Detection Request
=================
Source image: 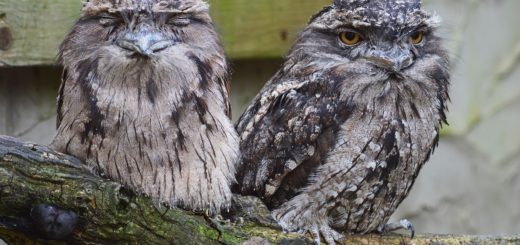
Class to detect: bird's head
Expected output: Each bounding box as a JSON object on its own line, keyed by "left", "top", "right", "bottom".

{"left": 288, "top": 0, "right": 448, "bottom": 77}
{"left": 59, "top": 0, "right": 226, "bottom": 77}
{"left": 284, "top": 0, "right": 449, "bottom": 107}
{"left": 59, "top": 0, "right": 228, "bottom": 103}
{"left": 84, "top": 0, "right": 212, "bottom": 58}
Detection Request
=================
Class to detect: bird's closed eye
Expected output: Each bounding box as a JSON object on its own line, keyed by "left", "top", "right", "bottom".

{"left": 167, "top": 15, "right": 191, "bottom": 26}
{"left": 98, "top": 14, "right": 122, "bottom": 26}
{"left": 339, "top": 31, "right": 363, "bottom": 46}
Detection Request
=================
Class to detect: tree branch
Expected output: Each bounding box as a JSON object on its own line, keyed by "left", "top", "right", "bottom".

{"left": 0, "top": 135, "right": 518, "bottom": 244}
{"left": 0, "top": 135, "right": 305, "bottom": 244}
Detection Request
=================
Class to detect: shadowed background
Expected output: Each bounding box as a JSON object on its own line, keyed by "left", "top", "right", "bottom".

{"left": 0, "top": 0, "right": 519, "bottom": 236}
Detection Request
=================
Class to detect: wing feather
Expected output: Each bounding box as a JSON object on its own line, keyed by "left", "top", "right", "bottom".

{"left": 235, "top": 79, "right": 354, "bottom": 208}
{"left": 56, "top": 69, "right": 69, "bottom": 128}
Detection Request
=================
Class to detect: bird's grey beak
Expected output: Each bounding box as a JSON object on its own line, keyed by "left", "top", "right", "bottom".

{"left": 117, "top": 32, "right": 174, "bottom": 57}
{"left": 366, "top": 47, "right": 414, "bottom": 73}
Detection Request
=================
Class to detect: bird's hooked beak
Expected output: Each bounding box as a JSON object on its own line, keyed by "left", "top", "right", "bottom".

{"left": 117, "top": 31, "right": 174, "bottom": 57}
{"left": 365, "top": 46, "right": 414, "bottom": 73}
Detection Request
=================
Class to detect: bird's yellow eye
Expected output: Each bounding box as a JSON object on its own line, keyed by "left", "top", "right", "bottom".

{"left": 339, "top": 31, "right": 362, "bottom": 46}
{"left": 410, "top": 31, "right": 424, "bottom": 45}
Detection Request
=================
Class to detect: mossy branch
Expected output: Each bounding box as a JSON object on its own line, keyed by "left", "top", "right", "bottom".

{"left": 0, "top": 135, "right": 305, "bottom": 244}
{"left": 0, "top": 135, "right": 518, "bottom": 244}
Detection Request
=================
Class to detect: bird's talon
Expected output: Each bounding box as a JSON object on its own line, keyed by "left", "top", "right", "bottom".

{"left": 310, "top": 227, "right": 321, "bottom": 245}
{"left": 379, "top": 219, "right": 416, "bottom": 238}
{"left": 302, "top": 225, "right": 343, "bottom": 245}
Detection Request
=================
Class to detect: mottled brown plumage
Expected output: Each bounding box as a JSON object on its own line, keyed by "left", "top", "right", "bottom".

{"left": 51, "top": 0, "right": 239, "bottom": 214}
{"left": 234, "top": 0, "right": 450, "bottom": 243}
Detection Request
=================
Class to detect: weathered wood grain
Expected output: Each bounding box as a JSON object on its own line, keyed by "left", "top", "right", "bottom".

{"left": 0, "top": 0, "right": 331, "bottom": 66}
{"left": 211, "top": 0, "right": 330, "bottom": 59}
{"left": 0, "top": 0, "right": 81, "bottom": 66}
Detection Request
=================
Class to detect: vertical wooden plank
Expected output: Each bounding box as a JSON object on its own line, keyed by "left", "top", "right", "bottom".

{"left": 0, "top": 67, "right": 59, "bottom": 144}
{"left": 0, "top": 0, "right": 81, "bottom": 65}
{"left": 211, "top": 0, "right": 331, "bottom": 58}
{"left": 0, "top": 69, "right": 7, "bottom": 134}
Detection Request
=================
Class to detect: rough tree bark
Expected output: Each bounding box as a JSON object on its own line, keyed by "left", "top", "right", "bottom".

{"left": 0, "top": 135, "right": 518, "bottom": 244}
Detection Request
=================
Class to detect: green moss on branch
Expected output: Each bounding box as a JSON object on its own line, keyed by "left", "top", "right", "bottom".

{"left": 1, "top": 135, "right": 519, "bottom": 244}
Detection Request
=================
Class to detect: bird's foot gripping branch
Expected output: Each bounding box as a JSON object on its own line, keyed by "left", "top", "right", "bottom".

{"left": 1, "top": 135, "right": 520, "bottom": 245}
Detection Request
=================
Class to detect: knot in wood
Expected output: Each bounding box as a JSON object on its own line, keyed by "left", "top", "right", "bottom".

{"left": 0, "top": 22, "right": 13, "bottom": 51}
